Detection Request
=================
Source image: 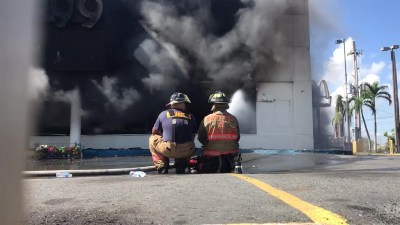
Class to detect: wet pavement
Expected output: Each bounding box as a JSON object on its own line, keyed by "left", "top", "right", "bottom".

{"left": 24, "top": 149, "right": 384, "bottom": 173}
{"left": 24, "top": 149, "right": 307, "bottom": 171}
{"left": 24, "top": 149, "right": 346, "bottom": 174}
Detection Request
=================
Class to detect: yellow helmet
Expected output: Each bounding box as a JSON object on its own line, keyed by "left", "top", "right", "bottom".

{"left": 208, "top": 91, "right": 231, "bottom": 103}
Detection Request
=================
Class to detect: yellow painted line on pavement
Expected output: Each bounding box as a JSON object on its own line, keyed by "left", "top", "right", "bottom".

{"left": 206, "top": 223, "right": 318, "bottom": 225}
{"left": 231, "top": 174, "right": 348, "bottom": 225}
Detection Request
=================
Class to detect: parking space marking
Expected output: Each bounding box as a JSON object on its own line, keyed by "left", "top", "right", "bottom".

{"left": 231, "top": 174, "right": 348, "bottom": 225}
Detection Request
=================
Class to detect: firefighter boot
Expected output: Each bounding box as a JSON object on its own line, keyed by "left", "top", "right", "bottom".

{"left": 157, "top": 167, "right": 169, "bottom": 174}
{"left": 234, "top": 153, "right": 242, "bottom": 174}
{"left": 174, "top": 158, "right": 187, "bottom": 174}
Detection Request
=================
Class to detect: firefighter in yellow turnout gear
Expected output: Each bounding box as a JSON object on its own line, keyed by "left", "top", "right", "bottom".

{"left": 195, "top": 91, "right": 241, "bottom": 173}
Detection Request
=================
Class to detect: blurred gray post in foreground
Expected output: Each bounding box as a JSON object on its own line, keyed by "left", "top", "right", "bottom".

{"left": 0, "top": 0, "right": 38, "bottom": 224}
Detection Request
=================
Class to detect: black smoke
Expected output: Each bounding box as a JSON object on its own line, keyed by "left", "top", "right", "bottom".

{"left": 36, "top": 0, "right": 300, "bottom": 135}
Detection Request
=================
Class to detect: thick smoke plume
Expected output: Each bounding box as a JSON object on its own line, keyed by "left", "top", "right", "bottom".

{"left": 28, "top": 67, "right": 49, "bottom": 101}
{"left": 37, "top": 0, "right": 307, "bottom": 134}
{"left": 139, "top": 0, "right": 292, "bottom": 89}
{"left": 134, "top": 39, "right": 185, "bottom": 93}
{"left": 92, "top": 76, "right": 140, "bottom": 113}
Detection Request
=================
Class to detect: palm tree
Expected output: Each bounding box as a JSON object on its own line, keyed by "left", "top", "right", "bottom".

{"left": 332, "top": 95, "right": 345, "bottom": 138}
{"left": 350, "top": 92, "right": 372, "bottom": 151}
{"left": 363, "top": 82, "right": 392, "bottom": 151}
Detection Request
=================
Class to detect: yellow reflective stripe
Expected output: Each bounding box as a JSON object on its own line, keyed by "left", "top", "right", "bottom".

{"left": 167, "top": 111, "right": 191, "bottom": 119}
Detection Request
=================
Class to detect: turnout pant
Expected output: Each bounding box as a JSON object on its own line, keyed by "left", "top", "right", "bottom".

{"left": 195, "top": 154, "right": 235, "bottom": 173}
{"left": 149, "top": 134, "right": 195, "bottom": 170}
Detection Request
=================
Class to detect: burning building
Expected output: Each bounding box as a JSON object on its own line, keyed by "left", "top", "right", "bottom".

{"left": 30, "top": 0, "right": 314, "bottom": 150}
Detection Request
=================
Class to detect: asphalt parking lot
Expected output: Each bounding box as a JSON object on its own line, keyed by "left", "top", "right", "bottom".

{"left": 23, "top": 153, "right": 400, "bottom": 225}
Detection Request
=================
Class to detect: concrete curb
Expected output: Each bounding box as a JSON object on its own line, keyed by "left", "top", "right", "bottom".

{"left": 23, "top": 165, "right": 157, "bottom": 178}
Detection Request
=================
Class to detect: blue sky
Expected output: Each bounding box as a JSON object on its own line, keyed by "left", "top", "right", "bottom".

{"left": 310, "top": 0, "right": 400, "bottom": 145}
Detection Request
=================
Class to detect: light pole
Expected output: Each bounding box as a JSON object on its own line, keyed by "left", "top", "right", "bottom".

{"left": 336, "top": 39, "right": 352, "bottom": 151}
{"left": 382, "top": 45, "right": 400, "bottom": 153}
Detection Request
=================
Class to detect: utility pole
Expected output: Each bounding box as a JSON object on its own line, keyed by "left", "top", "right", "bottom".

{"left": 336, "top": 39, "right": 351, "bottom": 151}
{"left": 348, "top": 40, "right": 361, "bottom": 141}
{"left": 391, "top": 49, "right": 400, "bottom": 153}
{"left": 382, "top": 45, "right": 400, "bottom": 153}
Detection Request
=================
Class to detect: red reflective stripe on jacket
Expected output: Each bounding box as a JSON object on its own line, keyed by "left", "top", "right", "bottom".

{"left": 208, "top": 133, "right": 238, "bottom": 140}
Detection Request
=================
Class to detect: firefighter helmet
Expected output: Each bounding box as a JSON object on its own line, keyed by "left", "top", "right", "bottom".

{"left": 166, "top": 92, "right": 191, "bottom": 106}
{"left": 208, "top": 91, "right": 231, "bottom": 103}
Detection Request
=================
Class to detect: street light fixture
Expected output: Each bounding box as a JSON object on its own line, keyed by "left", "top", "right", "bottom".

{"left": 336, "top": 38, "right": 352, "bottom": 152}
{"left": 382, "top": 45, "right": 400, "bottom": 153}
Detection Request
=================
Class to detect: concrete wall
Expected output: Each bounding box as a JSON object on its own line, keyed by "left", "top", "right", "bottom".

{"left": 251, "top": 0, "right": 314, "bottom": 149}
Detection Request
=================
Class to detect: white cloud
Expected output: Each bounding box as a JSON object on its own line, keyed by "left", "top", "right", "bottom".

{"left": 364, "top": 61, "right": 385, "bottom": 75}
{"left": 320, "top": 38, "right": 387, "bottom": 91}
{"left": 331, "top": 85, "right": 346, "bottom": 100}
{"left": 321, "top": 38, "right": 354, "bottom": 89}
{"left": 362, "top": 74, "right": 380, "bottom": 84}
{"left": 360, "top": 61, "right": 385, "bottom": 84}
{"left": 323, "top": 39, "right": 390, "bottom": 105}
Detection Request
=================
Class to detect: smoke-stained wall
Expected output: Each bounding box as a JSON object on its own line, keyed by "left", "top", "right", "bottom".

{"left": 37, "top": 0, "right": 256, "bottom": 135}
{"left": 33, "top": 0, "right": 314, "bottom": 149}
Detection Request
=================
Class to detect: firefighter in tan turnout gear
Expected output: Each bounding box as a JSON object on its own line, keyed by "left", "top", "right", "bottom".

{"left": 149, "top": 92, "right": 197, "bottom": 174}
{"left": 195, "top": 91, "right": 241, "bottom": 173}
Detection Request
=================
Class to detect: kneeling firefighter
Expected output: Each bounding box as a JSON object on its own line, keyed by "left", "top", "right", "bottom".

{"left": 149, "top": 92, "right": 197, "bottom": 174}
{"left": 194, "top": 91, "right": 241, "bottom": 173}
